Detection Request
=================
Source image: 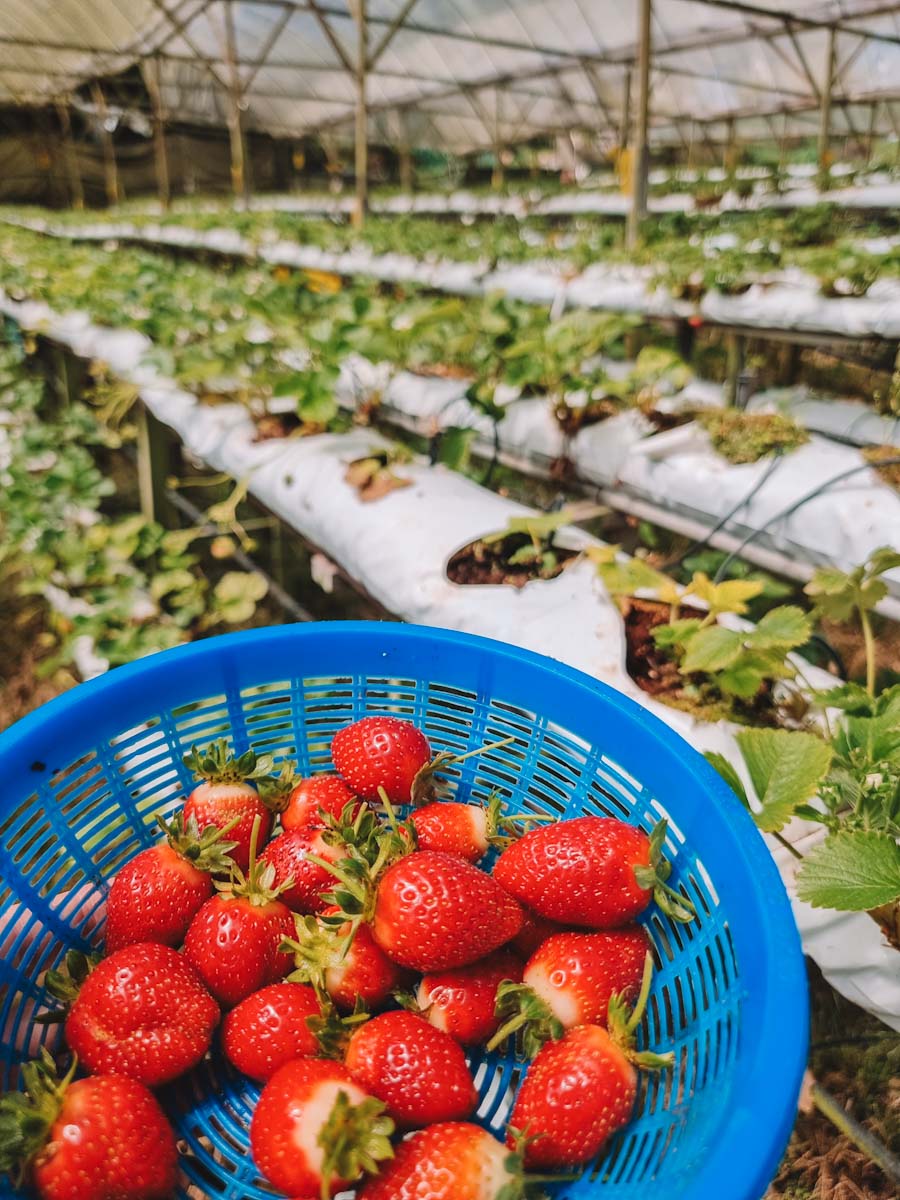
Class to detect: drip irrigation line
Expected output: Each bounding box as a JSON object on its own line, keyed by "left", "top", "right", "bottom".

{"left": 811, "top": 1082, "right": 900, "bottom": 1188}
{"left": 712, "top": 456, "right": 900, "bottom": 584}
{"left": 670, "top": 447, "right": 786, "bottom": 568}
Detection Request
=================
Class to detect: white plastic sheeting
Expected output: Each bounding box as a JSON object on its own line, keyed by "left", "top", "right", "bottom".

{"left": 4, "top": 1, "right": 900, "bottom": 154}
{"left": 2, "top": 284, "right": 897, "bottom": 1028}
{"left": 10, "top": 214, "right": 900, "bottom": 341}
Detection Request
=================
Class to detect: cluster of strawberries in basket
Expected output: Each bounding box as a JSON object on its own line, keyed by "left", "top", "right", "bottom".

{"left": 0, "top": 716, "right": 692, "bottom": 1200}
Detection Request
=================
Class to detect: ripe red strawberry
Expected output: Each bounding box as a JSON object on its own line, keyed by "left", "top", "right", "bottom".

{"left": 412, "top": 795, "right": 550, "bottom": 864}
{"left": 489, "top": 927, "right": 650, "bottom": 1055}
{"left": 287, "top": 908, "right": 411, "bottom": 1012}
{"left": 508, "top": 907, "right": 570, "bottom": 959}
{"left": 0, "top": 1053, "right": 177, "bottom": 1200}
{"left": 345, "top": 1010, "right": 477, "bottom": 1127}
{"left": 415, "top": 949, "right": 523, "bottom": 1045}
{"left": 221, "top": 981, "right": 322, "bottom": 1082}
{"left": 104, "top": 812, "right": 236, "bottom": 953}
{"left": 184, "top": 818, "right": 295, "bottom": 1008}
{"left": 372, "top": 850, "right": 524, "bottom": 971}
{"left": 508, "top": 954, "right": 672, "bottom": 1168}
{"left": 258, "top": 826, "right": 348, "bottom": 914}
{"left": 358, "top": 1122, "right": 524, "bottom": 1200}
{"left": 63, "top": 942, "right": 218, "bottom": 1086}
{"left": 282, "top": 774, "right": 361, "bottom": 832}
{"left": 250, "top": 1057, "right": 393, "bottom": 1198}
{"left": 493, "top": 816, "right": 693, "bottom": 927}
{"left": 331, "top": 715, "right": 431, "bottom": 803}
{"left": 183, "top": 739, "right": 276, "bottom": 872}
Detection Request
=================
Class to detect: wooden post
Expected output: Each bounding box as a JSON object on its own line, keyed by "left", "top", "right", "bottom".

{"left": 619, "top": 67, "right": 632, "bottom": 150}
{"left": 145, "top": 58, "right": 171, "bottom": 209}
{"left": 626, "top": 0, "right": 651, "bottom": 250}
{"left": 817, "top": 25, "right": 836, "bottom": 190}
{"left": 55, "top": 99, "right": 83, "bottom": 209}
{"left": 90, "top": 81, "right": 120, "bottom": 206}
{"left": 137, "top": 404, "right": 176, "bottom": 526}
{"left": 224, "top": 0, "right": 248, "bottom": 199}
{"left": 352, "top": 0, "right": 368, "bottom": 227}
{"left": 866, "top": 100, "right": 878, "bottom": 164}
{"left": 724, "top": 332, "right": 745, "bottom": 408}
{"left": 724, "top": 115, "right": 737, "bottom": 179}
{"left": 398, "top": 141, "right": 413, "bottom": 191}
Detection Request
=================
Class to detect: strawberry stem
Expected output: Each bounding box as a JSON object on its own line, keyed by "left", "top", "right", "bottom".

{"left": 487, "top": 981, "right": 563, "bottom": 1057}
{"left": 217, "top": 813, "right": 294, "bottom": 905}
{"left": 411, "top": 734, "right": 517, "bottom": 804}
{"left": 632, "top": 820, "right": 696, "bottom": 924}
{"left": 184, "top": 739, "right": 275, "bottom": 785}
{"left": 607, "top": 952, "right": 674, "bottom": 1071}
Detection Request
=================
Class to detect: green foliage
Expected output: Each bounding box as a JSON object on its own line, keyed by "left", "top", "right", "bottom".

{"left": 729, "top": 728, "right": 833, "bottom": 832}
{"left": 796, "top": 832, "right": 900, "bottom": 911}
{"left": 0, "top": 343, "right": 267, "bottom": 676}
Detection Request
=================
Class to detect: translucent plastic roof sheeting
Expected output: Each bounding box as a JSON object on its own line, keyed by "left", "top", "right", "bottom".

{"left": 1, "top": 1, "right": 900, "bottom": 151}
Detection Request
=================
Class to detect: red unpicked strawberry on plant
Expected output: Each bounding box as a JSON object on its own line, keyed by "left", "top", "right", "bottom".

{"left": 488, "top": 927, "right": 650, "bottom": 1056}
{"left": 60, "top": 942, "right": 219, "bottom": 1087}
{"left": 345, "top": 1010, "right": 477, "bottom": 1128}
{"left": 0, "top": 1052, "right": 178, "bottom": 1200}
{"left": 184, "top": 817, "right": 295, "bottom": 1008}
{"left": 221, "top": 981, "right": 323, "bottom": 1082}
{"left": 508, "top": 952, "right": 673, "bottom": 1168}
{"left": 282, "top": 774, "right": 362, "bottom": 832}
{"left": 104, "top": 812, "right": 237, "bottom": 954}
{"left": 250, "top": 1057, "right": 393, "bottom": 1198}
{"left": 183, "top": 739, "right": 278, "bottom": 872}
{"left": 412, "top": 948, "right": 523, "bottom": 1046}
{"left": 357, "top": 1122, "right": 529, "bottom": 1200}
{"left": 493, "top": 816, "right": 694, "bottom": 927}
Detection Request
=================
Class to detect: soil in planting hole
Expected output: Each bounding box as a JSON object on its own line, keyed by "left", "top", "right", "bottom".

{"left": 446, "top": 534, "right": 579, "bottom": 588}
{"left": 0, "top": 596, "right": 72, "bottom": 733}
{"left": 622, "top": 595, "right": 777, "bottom": 723}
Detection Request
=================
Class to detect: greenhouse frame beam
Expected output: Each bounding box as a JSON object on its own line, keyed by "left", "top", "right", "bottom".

{"left": 690, "top": 0, "right": 900, "bottom": 47}
{"left": 305, "top": 0, "right": 354, "bottom": 73}
{"left": 55, "top": 97, "right": 83, "bottom": 209}
{"left": 145, "top": 57, "right": 171, "bottom": 208}
{"left": 242, "top": 4, "right": 294, "bottom": 92}
{"left": 819, "top": 24, "right": 836, "bottom": 179}
{"left": 145, "top": 0, "right": 214, "bottom": 59}
{"left": 627, "top": 0, "right": 652, "bottom": 250}
{"left": 367, "top": 0, "right": 421, "bottom": 70}
{"left": 146, "top": 0, "right": 232, "bottom": 91}
{"left": 352, "top": 0, "right": 368, "bottom": 226}
{"left": 223, "top": 0, "right": 248, "bottom": 197}
{"left": 90, "top": 80, "right": 120, "bottom": 205}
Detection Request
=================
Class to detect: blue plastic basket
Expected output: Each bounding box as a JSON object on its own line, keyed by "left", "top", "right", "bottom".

{"left": 0, "top": 622, "right": 806, "bottom": 1200}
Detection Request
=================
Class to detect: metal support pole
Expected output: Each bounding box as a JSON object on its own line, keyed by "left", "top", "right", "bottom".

{"left": 817, "top": 25, "right": 836, "bottom": 189}
{"left": 145, "top": 58, "right": 171, "bottom": 209}
{"left": 90, "top": 81, "right": 120, "bottom": 207}
{"left": 352, "top": 0, "right": 368, "bottom": 228}
{"left": 398, "top": 141, "right": 413, "bottom": 191}
{"left": 866, "top": 100, "right": 878, "bottom": 163}
{"left": 724, "top": 115, "right": 737, "bottom": 178}
{"left": 224, "top": 1, "right": 248, "bottom": 199}
{"left": 55, "top": 99, "right": 83, "bottom": 209}
{"left": 627, "top": 0, "right": 651, "bottom": 250}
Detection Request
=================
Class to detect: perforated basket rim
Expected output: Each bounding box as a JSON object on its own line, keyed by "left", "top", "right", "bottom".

{"left": 0, "top": 622, "right": 807, "bottom": 1200}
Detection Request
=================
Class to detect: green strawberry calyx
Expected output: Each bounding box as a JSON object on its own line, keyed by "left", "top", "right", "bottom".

{"left": 607, "top": 952, "right": 675, "bottom": 1071}
{"left": 214, "top": 815, "right": 293, "bottom": 907}
{"left": 0, "top": 1050, "right": 77, "bottom": 1186}
{"left": 410, "top": 734, "right": 517, "bottom": 805}
{"left": 157, "top": 811, "right": 239, "bottom": 875}
{"left": 317, "top": 1088, "right": 394, "bottom": 1200}
{"left": 303, "top": 996, "right": 370, "bottom": 1060}
{"left": 486, "top": 981, "right": 564, "bottom": 1058}
{"left": 37, "top": 949, "right": 101, "bottom": 1024}
{"left": 498, "top": 1127, "right": 581, "bottom": 1197}
{"left": 183, "top": 739, "right": 275, "bottom": 787}
{"left": 632, "top": 820, "right": 696, "bottom": 924}
{"left": 305, "top": 793, "right": 417, "bottom": 941}
{"left": 484, "top": 792, "right": 555, "bottom": 850}
{"left": 255, "top": 762, "right": 299, "bottom": 814}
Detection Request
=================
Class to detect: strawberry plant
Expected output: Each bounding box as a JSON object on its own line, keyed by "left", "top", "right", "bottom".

{"left": 695, "top": 409, "right": 809, "bottom": 464}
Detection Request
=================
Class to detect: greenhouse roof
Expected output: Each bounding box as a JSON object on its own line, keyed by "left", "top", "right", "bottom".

{"left": 1, "top": 0, "right": 900, "bottom": 151}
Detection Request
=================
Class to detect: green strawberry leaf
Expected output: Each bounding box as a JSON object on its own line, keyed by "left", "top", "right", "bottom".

{"left": 735, "top": 728, "right": 833, "bottom": 832}
{"left": 748, "top": 605, "right": 811, "bottom": 651}
{"left": 796, "top": 832, "right": 900, "bottom": 911}
{"left": 681, "top": 625, "right": 744, "bottom": 674}
{"left": 704, "top": 752, "right": 749, "bottom": 808}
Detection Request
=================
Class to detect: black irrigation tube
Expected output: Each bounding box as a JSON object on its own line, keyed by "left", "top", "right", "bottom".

{"left": 713, "top": 457, "right": 900, "bottom": 584}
